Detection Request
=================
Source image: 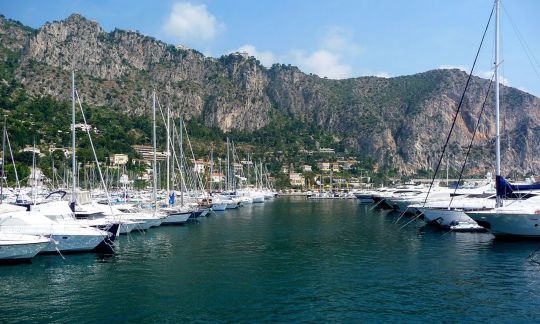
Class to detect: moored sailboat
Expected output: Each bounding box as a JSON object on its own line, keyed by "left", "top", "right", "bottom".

{"left": 464, "top": 0, "right": 540, "bottom": 238}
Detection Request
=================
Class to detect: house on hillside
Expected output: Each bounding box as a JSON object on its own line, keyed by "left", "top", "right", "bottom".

{"left": 132, "top": 145, "right": 167, "bottom": 162}
{"left": 317, "top": 162, "right": 330, "bottom": 171}
{"left": 20, "top": 146, "right": 45, "bottom": 157}
{"left": 319, "top": 148, "right": 335, "bottom": 154}
{"left": 211, "top": 172, "right": 225, "bottom": 183}
{"left": 289, "top": 173, "right": 305, "bottom": 187}
{"left": 110, "top": 153, "right": 128, "bottom": 166}
{"left": 193, "top": 160, "right": 206, "bottom": 174}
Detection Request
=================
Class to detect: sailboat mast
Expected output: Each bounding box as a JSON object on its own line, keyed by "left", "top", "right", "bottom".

{"left": 218, "top": 158, "right": 222, "bottom": 191}
{"left": 71, "top": 71, "right": 76, "bottom": 204}
{"left": 171, "top": 118, "right": 175, "bottom": 192}
{"left": 226, "top": 137, "right": 230, "bottom": 191}
{"left": 152, "top": 91, "right": 157, "bottom": 211}
{"left": 495, "top": 0, "right": 501, "bottom": 207}
{"left": 1, "top": 121, "right": 5, "bottom": 204}
{"left": 179, "top": 117, "right": 184, "bottom": 206}
{"left": 32, "top": 139, "right": 36, "bottom": 204}
{"left": 210, "top": 148, "right": 214, "bottom": 192}
{"left": 246, "top": 153, "right": 250, "bottom": 189}
{"left": 166, "top": 105, "right": 170, "bottom": 201}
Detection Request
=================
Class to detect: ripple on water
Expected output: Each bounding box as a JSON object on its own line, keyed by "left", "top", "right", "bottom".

{"left": 1, "top": 198, "right": 540, "bottom": 322}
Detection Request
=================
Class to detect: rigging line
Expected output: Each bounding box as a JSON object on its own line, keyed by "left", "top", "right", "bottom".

{"left": 501, "top": 4, "right": 540, "bottom": 83}
{"left": 528, "top": 245, "right": 540, "bottom": 267}
{"left": 155, "top": 96, "right": 186, "bottom": 194}
{"left": 155, "top": 98, "right": 188, "bottom": 193}
{"left": 5, "top": 132, "right": 20, "bottom": 190}
{"left": 75, "top": 90, "right": 115, "bottom": 220}
{"left": 421, "top": 2, "right": 495, "bottom": 207}
{"left": 448, "top": 75, "right": 494, "bottom": 209}
{"left": 169, "top": 122, "right": 189, "bottom": 197}
{"left": 182, "top": 119, "right": 206, "bottom": 194}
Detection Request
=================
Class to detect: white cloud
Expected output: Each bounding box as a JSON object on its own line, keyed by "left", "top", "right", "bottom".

{"left": 320, "top": 27, "right": 361, "bottom": 56}
{"left": 477, "top": 70, "right": 510, "bottom": 86}
{"left": 223, "top": 26, "right": 361, "bottom": 79}
{"left": 163, "top": 2, "right": 222, "bottom": 42}
{"left": 292, "top": 50, "right": 352, "bottom": 79}
{"left": 286, "top": 26, "right": 361, "bottom": 79}
{"left": 233, "top": 44, "right": 276, "bottom": 67}
{"left": 438, "top": 65, "right": 510, "bottom": 86}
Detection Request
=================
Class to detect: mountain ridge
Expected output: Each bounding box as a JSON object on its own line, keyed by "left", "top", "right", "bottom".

{"left": 1, "top": 13, "right": 539, "bottom": 176}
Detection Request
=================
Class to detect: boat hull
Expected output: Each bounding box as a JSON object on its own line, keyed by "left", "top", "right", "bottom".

{"left": 252, "top": 196, "right": 265, "bottom": 203}
{"left": 468, "top": 211, "right": 540, "bottom": 239}
{"left": 356, "top": 195, "right": 374, "bottom": 203}
{"left": 119, "top": 222, "right": 143, "bottom": 234}
{"left": 161, "top": 212, "right": 191, "bottom": 225}
{"left": 211, "top": 203, "right": 228, "bottom": 211}
{"left": 226, "top": 203, "right": 238, "bottom": 209}
{"left": 0, "top": 236, "right": 49, "bottom": 263}
{"left": 144, "top": 218, "right": 163, "bottom": 228}
{"left": 419, "top": 208, "right": 477, "bottom": 228}
{"left": 43, "top": 233, "right": 106, "bottom": 253}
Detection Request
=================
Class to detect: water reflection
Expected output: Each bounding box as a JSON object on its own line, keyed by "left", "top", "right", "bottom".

{"left": 1, "top": 198, "right": 540, "bottom": 322}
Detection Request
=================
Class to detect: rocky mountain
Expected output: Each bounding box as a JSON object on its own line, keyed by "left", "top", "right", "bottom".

{"left": 1, "top": 13, "right": 539, "bottom": 176}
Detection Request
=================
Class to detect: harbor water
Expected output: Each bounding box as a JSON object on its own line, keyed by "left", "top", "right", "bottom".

{"left": 1, "top": 197, "right": 540, "bottom": 322}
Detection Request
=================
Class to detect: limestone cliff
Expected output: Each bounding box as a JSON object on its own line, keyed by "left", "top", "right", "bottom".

{"left": 1, "top": 14, "right": 539, "bottom": 175}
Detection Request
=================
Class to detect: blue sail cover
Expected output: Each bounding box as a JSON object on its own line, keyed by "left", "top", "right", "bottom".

{"left": 496, "top": 175, "right": 540, "bottom": 197}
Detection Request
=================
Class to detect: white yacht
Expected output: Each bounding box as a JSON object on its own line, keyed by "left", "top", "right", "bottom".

{"left": 466, "top": 177, "right": 540, "bottom": 238}
{"left": 251, "top": 195, "right": 265, "bottom": 204}
{"left": 467, "top": 203, "right": 540, "bottom": 238}
{"left": 114, "top": 204, "right": 164, "bottom": 228}
{"left": 32, "top": 198, "right": 140, "bottom": 235}
{"left": 413, "top": 193, "right": 496, "bottom": 228}
{"left": 0, "top": 204, "right": 113, "bottom": 253}
{"left": 210, "top": 197, "right": 228, "bottom": 211}
{"left": 0, "top": 233, "right": 51, "bottom": 263}
{"left": 354, "top": 189, "right": 377, "bottom": 203}
{"left": 382, "top": 177, "right": 493, "bottom": 213}
{"left": 78, "top": 199, "right": 166, "bottom": 231}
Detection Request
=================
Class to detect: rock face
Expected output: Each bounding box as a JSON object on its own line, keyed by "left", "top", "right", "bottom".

{"left": 1, "top": 14, "right": 539, "bottom": 175}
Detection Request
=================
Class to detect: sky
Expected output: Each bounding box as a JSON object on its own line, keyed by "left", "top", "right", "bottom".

{"left": 2, "top": 0, "right": 540, "bottom": 96}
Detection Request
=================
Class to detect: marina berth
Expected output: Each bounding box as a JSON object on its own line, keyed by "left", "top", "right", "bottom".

{"left": 3, "top": 0, "right": 540, "bottom": 321}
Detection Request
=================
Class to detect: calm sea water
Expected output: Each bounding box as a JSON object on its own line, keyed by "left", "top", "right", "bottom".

{"left": 1, "top": 197, "right": 540, "bottom": 322}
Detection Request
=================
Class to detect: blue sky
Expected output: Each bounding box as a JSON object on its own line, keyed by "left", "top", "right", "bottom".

{"left": 2, "top": 0, "right": 540, "bottom": 96}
